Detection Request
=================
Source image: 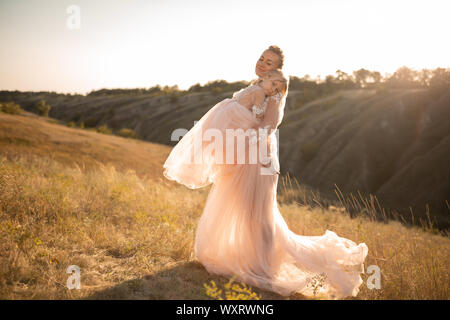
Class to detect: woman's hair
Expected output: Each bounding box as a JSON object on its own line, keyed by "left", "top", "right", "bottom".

{"left": 266, "top": 45, "right": 284, "bottom": 69}
{"left": 257, "top": 69, "right": 288, "bottom": 95}
{"left": 249, "top": 45, "right": 286, "bottom": 88}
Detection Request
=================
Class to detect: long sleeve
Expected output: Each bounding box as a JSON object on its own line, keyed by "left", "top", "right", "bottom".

{"left": 252, "top": 86, "right": 266, "bottom": 108}
{"left": 252, "top": 94, "right": 283, "bottom": 150}
{"left": 255, "top": 94, "right": 283, "bottom": 133}
{"left": 250, "top": 94, "right": 284, "bottom": 170}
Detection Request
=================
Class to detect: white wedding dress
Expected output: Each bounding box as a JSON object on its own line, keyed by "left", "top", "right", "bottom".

{"left": 163, "top": 84, "right": 369, "bottom": 299}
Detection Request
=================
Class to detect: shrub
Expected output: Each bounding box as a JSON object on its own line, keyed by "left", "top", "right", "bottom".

{"left": 96, "top": 124, "right": 112, "bottom": 135}
{"left": 36, "top": 100, "right": 51, "bottom": 117}
{"left": 1, "top": 101, "right": 22, "bottom": 115}
{"left": 117, "top": 128, "right": 137, "bottom": 139}
{"left": 67, "top": 121, "right": 76, "bottom": 128}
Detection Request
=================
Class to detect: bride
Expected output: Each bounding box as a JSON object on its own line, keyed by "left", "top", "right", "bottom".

{"left": 163, "top": 45, "right": 369, "bottom": 299}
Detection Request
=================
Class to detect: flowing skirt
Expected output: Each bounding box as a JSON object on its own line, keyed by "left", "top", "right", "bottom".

{"left": 163, "top": 98, "right": 369, "bottom": 299}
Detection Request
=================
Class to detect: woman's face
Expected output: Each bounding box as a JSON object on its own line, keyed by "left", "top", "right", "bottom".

{"left": 255, "top": 50, "right": 280, "bottom": 77}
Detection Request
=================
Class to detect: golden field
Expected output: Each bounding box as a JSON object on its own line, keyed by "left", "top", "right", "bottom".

{"left": 0, "top": 111, "right": 448, "bottom": 299}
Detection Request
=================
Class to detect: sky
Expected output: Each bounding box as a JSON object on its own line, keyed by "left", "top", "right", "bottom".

{"left": 0, "top": 0, "right": 449, "bottom": 95}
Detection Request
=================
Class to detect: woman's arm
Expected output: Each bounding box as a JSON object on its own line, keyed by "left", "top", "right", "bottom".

{"left": 250, "top": 87, "right": 266, "bottom": 120}
{"left": 252, "top": 86, "right": 266, "bottom": 108}
{"left": 251, "top": 94, "right": 283, "bottom": 167}
{"left": 253, "top": 94, "right": 282, "bottom": 132}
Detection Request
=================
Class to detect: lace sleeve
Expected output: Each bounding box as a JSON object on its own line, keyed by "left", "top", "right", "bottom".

{"left": 251, "top": 87, "right": 266, "bottom": 117}
{"left": 249, "top": 92, "right": 284, "bottom": 161}
{"left": 253, "top": 93, "right": 283, "bottom": 133}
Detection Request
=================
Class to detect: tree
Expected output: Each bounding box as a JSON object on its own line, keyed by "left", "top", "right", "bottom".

{"left": 371, "top": 71, "right": 382, "bottom": 84}
{"left": 335, "top": 70, "right": 356, "bottom": 89}
{"left": 429, "top": 67, "right": 450, "bottom": 97}
{"left": 386, "top": 66, "right": 420, "bottom": 89}
{"left": 353, "top": 68, "right": 372, "bottom": 88}
{"left": 36, "top": 100, "right": 51, "bottom": 117}
{"left": 419, "top": 68, "right": 432, "bottom": 87}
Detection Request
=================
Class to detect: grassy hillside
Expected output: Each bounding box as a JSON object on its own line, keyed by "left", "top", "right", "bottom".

{"left": 280, "top": 88, "right": 450, "bottom": 230}
{"left": 0, "top": 111, "right": 448, "bottom": 299}
{"left": 1, "top": 87, "right": 448, "bottom": 231}
{"left": 0, "top": 110, "right": 169, "bottom": 183}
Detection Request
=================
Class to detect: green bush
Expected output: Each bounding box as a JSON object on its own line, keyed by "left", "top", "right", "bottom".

{"left": 79, "top": 121, "right": 85, "bottom": 129}
{"left": 67, "top": 121, "right": 76, "bottom": 128}
{"left": 36, "top": 100, "right": 51, "bottom": 117}
{"left": 117, "top": 128, "right": 137, "bottom": 139}
{"left": 96, "top": 124, "right": 112, "bottom": 135}
{"left": 1, "top": 102, "right": 22, "bottom": 115}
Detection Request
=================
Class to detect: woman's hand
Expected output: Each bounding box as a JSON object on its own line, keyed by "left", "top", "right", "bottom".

{"left": 261, "top": 161, "right": 271, "bottom": 168}
{"left": 260, "top": 161, "right": 280, "bottom": 175}
{"left": 261, "top": 161, "right": 280, "bottom": 174}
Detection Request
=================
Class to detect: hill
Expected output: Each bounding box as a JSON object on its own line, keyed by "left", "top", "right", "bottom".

{"left": 1, "top": 87, "right": 448, "bottom": 230}
{"left": 0, "top": 110, "right": 448, "bottom": 299}
{"left": 0, "top": 109, "right": 170, "bottom": 183}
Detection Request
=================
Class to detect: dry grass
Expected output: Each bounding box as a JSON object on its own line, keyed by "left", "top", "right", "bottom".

{"left": 277, "top": 174, "right": 450, "bottom": 299}
{"left": 0, "top": 153, "right": 209, "bottom": 299}
{"left": 0, "top": 153, "right": 448, "bottom": 300}
{"left": 0, "top": 111, "right": 170, "bottom": 183}
{"left": 0, "top": 112, "right": 449, "bottom": 300}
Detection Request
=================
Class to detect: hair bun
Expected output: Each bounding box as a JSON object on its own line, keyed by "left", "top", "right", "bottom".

{"left": 267, "top": 45, "right": 284, "bottom": 69}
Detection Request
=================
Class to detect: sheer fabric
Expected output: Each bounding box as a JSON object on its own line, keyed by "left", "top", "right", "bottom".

{"left": 163, "top": 84, "right": 369, "bottom": 299}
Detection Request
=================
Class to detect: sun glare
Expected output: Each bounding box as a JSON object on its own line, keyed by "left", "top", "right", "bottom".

{"left": 0, "top": 0, "right": 448, "bottom": 94}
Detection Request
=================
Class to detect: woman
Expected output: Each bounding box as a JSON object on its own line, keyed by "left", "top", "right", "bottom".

{"left": 163, "top": 45, "right": 368, "bottom": 299}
